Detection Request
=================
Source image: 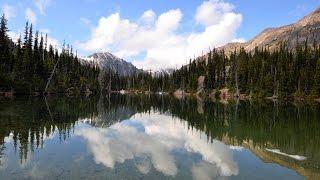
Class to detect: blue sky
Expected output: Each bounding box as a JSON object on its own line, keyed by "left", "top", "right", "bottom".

{"left": 1, "top": 0, "right": 319, "bottom": 70}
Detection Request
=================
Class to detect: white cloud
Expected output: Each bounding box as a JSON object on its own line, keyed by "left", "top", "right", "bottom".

{"left": 78, "top": 13, "right": 138, "bottom": 52}
{"left": 139, "top": 9, "right": 156, "bottom": 26}
{"left": 156, "top": 9, "right": 182, "bottom": 33}
{"left": 8, "top": 31, "right": 21, "bottom": 43}
{"left": 195, "top": 0, "right": 234, "bottom": 26}
{"left": 33, "top": 0, "right": 52, "bottom": 15}
{"left": 25, "top": 8, "right": 37, "bottom": 24}
{"left": 2, "top": 4, "right": 16, "bottom": 20}
{"left": 79, "top": 0, "right": 243, "bottom": 70}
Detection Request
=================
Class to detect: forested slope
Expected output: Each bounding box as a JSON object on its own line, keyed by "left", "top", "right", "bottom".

{"left": 0, "top": 15, "right": 100, "bottom": 95}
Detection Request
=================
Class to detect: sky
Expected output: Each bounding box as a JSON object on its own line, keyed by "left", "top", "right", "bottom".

{"left": 0, "top": 0, "right": 319, "bottom": 70}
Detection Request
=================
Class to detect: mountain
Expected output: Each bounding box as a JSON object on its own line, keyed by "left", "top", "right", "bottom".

{"left": 219, "top": 7, "right": 320, "bottom": 54}
{"left": 82, "top": 52, "right": 175, "bottom": 77}
{"left": 83, "top": 52, "right": 140, "bottom": 76}
{"left": 151, "top": 68, "right": 175, "bottom": 77}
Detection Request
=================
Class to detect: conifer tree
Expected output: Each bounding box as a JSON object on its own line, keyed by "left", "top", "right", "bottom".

{"left": 311, "top": 58, "right": 320, "bottom": 97}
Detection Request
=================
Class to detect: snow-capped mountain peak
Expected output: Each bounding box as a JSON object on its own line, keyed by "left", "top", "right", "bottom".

{"left": 82, "top": 52, "right": 140, "bottom": 76}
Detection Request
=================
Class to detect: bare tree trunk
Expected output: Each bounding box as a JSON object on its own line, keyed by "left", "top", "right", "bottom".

{"left": 235, "top": 58, "right": 240, "bottom": 98}
{"left": 44, "top": 96, "right": 54, "bottom": 122}
{"left": 44, "top": 58, "right": 60, "bottom": 93}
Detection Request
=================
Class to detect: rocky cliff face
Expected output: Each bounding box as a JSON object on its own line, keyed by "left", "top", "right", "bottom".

{"left": 219, "top": 7, "right": 320, "bottom": 54}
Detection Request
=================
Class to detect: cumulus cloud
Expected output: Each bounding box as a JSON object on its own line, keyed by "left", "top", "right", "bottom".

{"left": 139, "top": 9, "right": 157, "bottom": 27}
{"left": 2, "top": 4, "right": 16, "bottom": 20}
{"left": 139, "top": 9, "right": 156, "bottom": 26}
{"left": 26, "top": 8, "right": 37, "bottom": 24}
{"left": 33, "top": 0, "right": 52, "bottom": 15}
{"left": 79, "top": 0, "right": 243, "bottom": 70}
{"left": 78, "top": 13, "right": 138, "bottom": 52}
{"left": 76, "top": 112, "right": 239, "bottom": 177}
{"left": 195, "top": 0, "right": 234, "bottom": 26}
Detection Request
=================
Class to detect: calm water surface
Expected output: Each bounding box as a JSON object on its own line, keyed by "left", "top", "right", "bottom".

{"left": 0, "top": 95, "right": 319, "bottom": 179}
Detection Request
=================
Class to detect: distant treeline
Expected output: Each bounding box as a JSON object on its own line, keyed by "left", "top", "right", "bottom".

{"left": 0, "top": 15, "right": 100, "bottom": 95}
{"left": 104, "top": 40, "right": 320, "bottom": 99}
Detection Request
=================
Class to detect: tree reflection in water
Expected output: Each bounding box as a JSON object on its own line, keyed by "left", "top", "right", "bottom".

{"left": 0, "top": 94, "right": 319, "bottom": 179}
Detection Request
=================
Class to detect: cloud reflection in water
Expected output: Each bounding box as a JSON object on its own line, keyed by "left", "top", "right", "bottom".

{"left": 76, "top": 113, "right": 239, "bottom": 178}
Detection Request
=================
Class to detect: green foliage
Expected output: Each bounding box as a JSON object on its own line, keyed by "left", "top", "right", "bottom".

{"left": 107, "top": 40, "right": 320, "bottom": 99}
{"left": 1, "top": 13, "right": 320, "bottom": 99}
{"left": 311, "top": 58, "right": 320, "bottom": 97}
{"left": 0, "top": 16, "right": 100, "bottom": 94}
{"left": 214, "top": 90, "right": 221, "bottom": 99}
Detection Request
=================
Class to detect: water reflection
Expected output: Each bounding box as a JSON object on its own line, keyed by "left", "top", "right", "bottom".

{"left": 0, "top": 97, "right": 98, "bottom": 164}
{"left": 0, "top": 94, "right": 319, "bottom": 179}
{"left": 76, "top": 113, "right": 238, "bottom": 178}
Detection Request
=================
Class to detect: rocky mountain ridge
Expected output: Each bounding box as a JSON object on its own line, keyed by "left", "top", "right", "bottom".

{"left": 219, "top": 7, "right": 320, "bottom": 54}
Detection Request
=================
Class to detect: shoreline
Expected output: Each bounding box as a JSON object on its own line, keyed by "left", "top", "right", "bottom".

{"left": 1, "top": 88, "right": 320, "bottom": 104}
{"left": 105, "top": 89, "right": 320, "bottom": 104}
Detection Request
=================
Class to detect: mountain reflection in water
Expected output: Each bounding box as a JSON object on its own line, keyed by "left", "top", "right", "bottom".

{"left": 0, "top": 94, "right": 319, "bottom": 179}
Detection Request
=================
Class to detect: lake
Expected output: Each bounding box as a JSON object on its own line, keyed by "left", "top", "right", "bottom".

{"left": 0, "top": 94, "right": 319, "bottom": 179}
